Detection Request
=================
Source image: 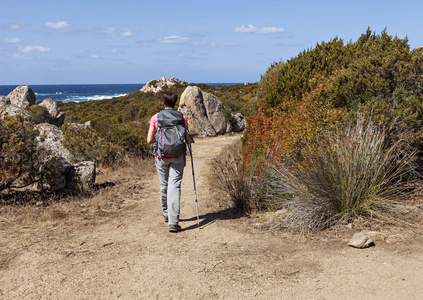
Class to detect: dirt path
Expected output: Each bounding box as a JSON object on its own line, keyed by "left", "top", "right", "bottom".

{"left": 1, "top": 134, "right": 422, "bottom": 299}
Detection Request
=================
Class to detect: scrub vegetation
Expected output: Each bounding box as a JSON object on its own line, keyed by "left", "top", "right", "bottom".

{"left": 214, "top": 28, "right": 423, "bottom": 230}
{"left": 58, "top": 83, "right": 257, "bottom": 160}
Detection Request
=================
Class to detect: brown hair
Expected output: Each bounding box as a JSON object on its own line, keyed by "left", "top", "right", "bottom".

{"left": 161, "top": 89, "right": 178, "bottom": 108}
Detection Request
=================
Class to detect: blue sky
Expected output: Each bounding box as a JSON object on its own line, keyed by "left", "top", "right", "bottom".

{"left": 0, "top": 0, "right": 422, "bottom": 85}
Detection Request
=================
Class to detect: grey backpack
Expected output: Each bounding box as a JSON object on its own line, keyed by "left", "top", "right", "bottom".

{"left": 153, "top": 109, "right": 186, "bottom": 158}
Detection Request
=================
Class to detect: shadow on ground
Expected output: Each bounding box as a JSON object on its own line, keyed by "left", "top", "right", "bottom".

{"left": 180, "top": 207, "right": 241, "bottom": 231}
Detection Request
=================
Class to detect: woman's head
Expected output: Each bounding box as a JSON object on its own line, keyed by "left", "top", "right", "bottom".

{"left": 161, "top": 89, "right": 178, "bottom": 108}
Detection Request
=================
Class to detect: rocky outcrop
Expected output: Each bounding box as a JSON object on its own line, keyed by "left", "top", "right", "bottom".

{"left": 0, "top": 103, "right": 34, "bottom": 120}
{"left": 35, "top": 124, "right": 96, "bottom": 192}
{"left": 36, "top": 123, "right": 73, "bottom": 163}
{"left": 1, "top": 85, "right": 96, "bottom": 193}
{"left": 7, "top": 85, "right": 36, "bottom": 107}
{"left": 38, "top": 98, "right": 66, "bottom": 127}
{"left": 2, "top": 87, "right": 33, "bottom": 119}
{"left": 178, "top": 86, "right": 246, "bottom": 137}
{"left": 140, "top": 77, "right": 187, "bottom": 93}
{"left": 1, "top": 86, "right": 66, "bottom": 126}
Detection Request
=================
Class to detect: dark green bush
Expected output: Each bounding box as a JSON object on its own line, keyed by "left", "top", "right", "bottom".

{"left": 26, "top": 105, "right": 51, "bottom": 124}
{"left": 61, "top": 124, "right": 124, "bottom": 166}
{"left": 260, "top": 28, "right": 423, "bottom": 113}
{"left": 1, "top": 116, "right": 45, "bottom": 191}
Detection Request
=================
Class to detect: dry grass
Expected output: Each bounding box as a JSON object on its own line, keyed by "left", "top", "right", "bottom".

{"left": 262, "top": 117, "right": 422, "bottom": 231}
{"left": 211, "top": 143, "right": 268, "bottom": 214}
{"left": 0, "top": 156, "right": 155, "bottom": 229}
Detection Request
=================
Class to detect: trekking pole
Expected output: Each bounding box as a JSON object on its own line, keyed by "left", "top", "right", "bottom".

{"left": 188, "top": 144, "right": 200, "bottom": 227}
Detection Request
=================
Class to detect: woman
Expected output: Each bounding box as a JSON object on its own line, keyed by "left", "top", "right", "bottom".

{"left": 147, "top": 89, "right": 192, "bottom": 232}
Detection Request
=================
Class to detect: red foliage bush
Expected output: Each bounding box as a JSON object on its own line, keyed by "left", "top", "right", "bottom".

{"left": 242, "top": 80, "right": 344, "bottom": 169}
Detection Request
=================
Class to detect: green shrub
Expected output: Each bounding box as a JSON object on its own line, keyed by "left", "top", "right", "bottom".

{"left": 1, "top": 116, "right": 45, "bottom": 191}
{"left": 90, "top": 116, "right": 147, "bottom": 157}
{"left": 26, "top": 105, "right": 51, "bottom": 124}
{"left": 222, "top": 108, "right": 232, "bottom": 121}
{"left": 61, "top": 124, "right": 124, "bottom": 166}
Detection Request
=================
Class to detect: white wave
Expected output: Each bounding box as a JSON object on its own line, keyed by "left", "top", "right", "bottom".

{"left": 63, "top": 93, "right": 128, "bottom": 102}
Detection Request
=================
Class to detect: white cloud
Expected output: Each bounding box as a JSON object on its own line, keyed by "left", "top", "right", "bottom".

{"left": 8, "top": 22, "right": 25, "bottom": 29}
{"left": 93, "top": 27, "right": 132, "bottom": 38}
{"left": 1, "top": 37, "right": 22, "bottom": 44}
{"left": 20, "top": 46, "right": 50, "bottom": 53}
{"left": 121, "top": 30, "right": 132, "bottom": 37}
{"left": 102, "top": 28, "right": 116, "bottom": 34}
{"left": 159, "top": 36, "right": 189, "bottom": 44}
{"left": 235, "top": 24, "right": 285, "bottom": 34}
{"left": 260, "top": 26, "right": 286, "bottom": 33}
{"left": 90, "top": 54, "right": 99, "bottom": 59}
{"left": 45, "top": 21, "right": 70, "bottom": 30}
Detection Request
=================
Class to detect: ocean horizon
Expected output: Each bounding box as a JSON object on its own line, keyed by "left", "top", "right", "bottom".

{"left": 0, "top": 83, "right": 243, "bottom": 103}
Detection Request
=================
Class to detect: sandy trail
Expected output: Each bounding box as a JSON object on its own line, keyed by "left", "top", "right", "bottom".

{"left": 0, "top": 134, "right": 422, "bottom": 299}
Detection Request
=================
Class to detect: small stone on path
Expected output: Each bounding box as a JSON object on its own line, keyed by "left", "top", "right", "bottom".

{"left": 348, "top": 232, "right": 375, "bottom": 249}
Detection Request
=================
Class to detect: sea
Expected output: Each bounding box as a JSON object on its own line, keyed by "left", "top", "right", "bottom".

{"left": 0, "top": 83, "right": 240, "bottom": 103}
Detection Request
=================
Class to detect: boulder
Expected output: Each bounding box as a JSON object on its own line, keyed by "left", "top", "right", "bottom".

{"left": 7, "top": 85, "right": 36, "bottom": 108}
{"left": 38, "top": 98, "right": 66, "bottom": 127}
{"left": 39, "top": 156, "right": 72, "bottom": 192}
{"left": 348, "top": 232, "right": 375, "bottom": 249}
{"left": 0, "top": 103, "right": 34, "bottom": 120}
{"left": 140, "top": 77, "right": 187, "bottom": 93}
{"left": 178, "top": 86, "right": 246, "bottom": 137}
{"left": 36, "top": 123, "right": 73, "bottom": 162}
{"left": 230, "top": 112, "right": 247, "bottom": 132}
{"left": 202, "top": 91, "right": 227, "bottom": 135}
{"left": 38, "top": 157, "right": 96, "bottom": 192}
{"left": 66, "top": 161, "right": 96, "bottom": 191}
{"left": 179, "top": 86, "right": 216, "bottom": 137}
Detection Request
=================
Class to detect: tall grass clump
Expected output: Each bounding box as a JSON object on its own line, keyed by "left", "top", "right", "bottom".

{"left": 263, "top": 115, "right": 419, "bottom": 230}
{"left": 212, "top": 144, "right": 272, "bottom": 214}
{"left": 212, "top": 144, "right": 254, "bottom": 214}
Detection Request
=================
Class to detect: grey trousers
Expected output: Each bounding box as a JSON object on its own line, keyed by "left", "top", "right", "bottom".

{"left": 154, "top": 155, "right": 185, "bottom": 226}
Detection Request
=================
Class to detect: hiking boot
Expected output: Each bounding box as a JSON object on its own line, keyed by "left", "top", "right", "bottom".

{"left": 169, "top": 224, "right": 181, "bottom": 232}
{"left": 163, "top": 215, "right": 168, "bottom": 222}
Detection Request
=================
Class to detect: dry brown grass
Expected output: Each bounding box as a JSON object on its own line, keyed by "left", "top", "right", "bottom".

{"left": 261, "top": 118, "right": 422, "bottom": 231}
{"left": 0, "top": 156, "right": 155, "bottom": 229}
{"left": 210, "top": 143, "right": 268, "bottom": 215}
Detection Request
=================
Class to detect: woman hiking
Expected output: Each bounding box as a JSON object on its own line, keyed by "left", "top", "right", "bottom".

{"left": 147, "top": 89, "right": 192, "bottom": 232}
